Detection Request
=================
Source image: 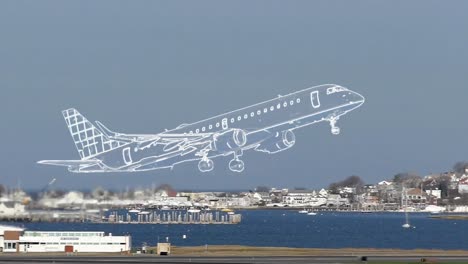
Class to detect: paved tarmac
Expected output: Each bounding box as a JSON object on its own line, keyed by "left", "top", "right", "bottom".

{"left": 0, "top": 255, "right": 468, "bottom": 263}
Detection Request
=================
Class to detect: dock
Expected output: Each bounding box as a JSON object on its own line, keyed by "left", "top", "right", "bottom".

{"left": 0, "top": 210, "right": 101, "bottom": 223}
{"left": 106, "top": 210, "right": 241, "bottom": 224}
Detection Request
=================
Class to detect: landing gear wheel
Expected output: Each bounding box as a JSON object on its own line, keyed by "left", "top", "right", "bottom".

{"left": 331, "top": 126, "right": 340, "bottom": 135}
{"left": 198, "top": 158, "right": 214, "bottom": 172}
{"left": 329, "top": 118, "right": 341, "bottom": 135}
{"left": 229, "top": 159, "right": 245, "bottom": 172}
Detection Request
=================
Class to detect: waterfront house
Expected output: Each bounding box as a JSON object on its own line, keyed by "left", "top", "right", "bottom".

{"left": 282, "top": 190, "right": 320, "bottom": 206}
{"left": 405, "top": 188, "right": 427, "bottom": 204}
{"left": 458, "top": 177, "right": 468, "bottom": 194}
{"left": 0, "top": 202, "right": 27, "bottom": 217}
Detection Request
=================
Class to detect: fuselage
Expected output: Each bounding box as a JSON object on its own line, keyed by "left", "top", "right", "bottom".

{"left": 169, "top": 84, "right": 363, "bottom": 142}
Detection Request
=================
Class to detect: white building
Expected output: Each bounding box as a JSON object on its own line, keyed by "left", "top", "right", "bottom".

{"left": 425, "top": 189, "right": 442, "bottom": 199}
{"left": 282, "top": 190, "right": 327, "bottom": 207}
{"left": 458, "top": 177, "right": 468, "bottom": 194}
{"left": 1, "top": 227, "right": 131, "bottom": 253}
{"left": 0, "top": 202, "right": 27, "bottom": 217}
{"left": 0, "top": 225, "right": 24, "bottom": 252}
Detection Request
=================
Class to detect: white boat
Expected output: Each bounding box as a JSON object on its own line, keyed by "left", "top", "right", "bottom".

{"left": 128, "top": 209, "right": 140, "bottom": 213}
{"left": 160, "top": 206, "right": 171, "bottom": 210}
{"left": 307, "top": 211, "right": 317, "bottom": 216}
{"left": 298, "top": 209, "right": 308, "bottom": 214}
{"left": 227, "top": 211, "right": 235, "bottom": 215}
{"left": 138, "top": 211, "right": 151, "bottom": 215}
{"left": 187, "top": 209, "right": 201, "bottom": 213}
{"left": 402, "top": 187, "right": 411, "bottom": 229}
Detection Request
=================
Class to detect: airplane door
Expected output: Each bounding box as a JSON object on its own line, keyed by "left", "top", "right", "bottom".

{"left": 222, "top": 118, "right": 228, "bottom": 130}
{"left": 310, "top": 91, "right": 320, "bottom": 108}
{"left": 122, "top": 147, "right": 132, "bottom": 164}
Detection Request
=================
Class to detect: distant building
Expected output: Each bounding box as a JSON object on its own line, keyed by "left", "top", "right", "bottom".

{"left": 425, "top": 189, "right": 441, "bottom": 199}
{"left": 363, "top": 185, "right": 378, "bottom": 195}
{"left": 405, "top": 188, "right": 427, "bottom": 203}
{"left": 458, "top": 177, "right": 468, "bottom": 194}
{"left": 378, "top": 181, "right": 393, "bottom": 186}
{"left": 340, "top": 187, "right": 356, "bottom": 194}
{"left": 326, "top": 194, "right": 350, "bottom": 207}
{"left": 0, "top": 202, "right": 27, "bottom": 217}
{"left": 282, "top": 190, "right": 325, "bottom": 206}
{"left": 252, "top": 192, "right": 271, "bottom": 204}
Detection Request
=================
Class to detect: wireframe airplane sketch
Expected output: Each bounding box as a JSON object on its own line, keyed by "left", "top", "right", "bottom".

{"left": 38, "top": 84, "right": 365, "bottom": 173}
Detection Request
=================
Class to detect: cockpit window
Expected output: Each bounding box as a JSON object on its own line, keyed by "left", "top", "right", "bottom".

{"left": 326, "top": 86, "right": 348, "bottom": 95}
{"left": 311, "top": 91, "right": 320, "bottom": 108}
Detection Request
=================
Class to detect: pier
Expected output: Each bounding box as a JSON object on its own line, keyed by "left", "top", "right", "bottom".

{"left": 106, "top": 210, "right": 241, "bottom": 224}
{"left": 0, "top": 210, "right": 101, "bottom": 223}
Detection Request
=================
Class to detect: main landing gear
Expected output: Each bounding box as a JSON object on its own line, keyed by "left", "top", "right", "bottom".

{"left": 229, "top": 149, "right": 245, "bottom": 172}
{"left": 198, "top": 150, "right": 245, "bottom": 173}
{"left": 329, "top": 117, "right": 341, "bottom": 135}
{"left": 198, "top": 157, "right": 214, "bottom": 172}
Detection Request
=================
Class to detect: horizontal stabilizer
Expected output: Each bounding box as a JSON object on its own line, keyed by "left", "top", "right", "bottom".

{"left": 37, "top": 160, "right": 100, "bottom": 167}
{"left": 95, "top": 120, "right": 116, "bottom": 138}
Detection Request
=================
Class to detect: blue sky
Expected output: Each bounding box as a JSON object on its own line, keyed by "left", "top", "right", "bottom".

{"left": 1, "top": 1, "right": 467, "bottom": 190}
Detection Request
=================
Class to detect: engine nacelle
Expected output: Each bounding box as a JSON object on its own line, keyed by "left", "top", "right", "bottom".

{"left": 213, "top": 129, "right": 247, "bottom": 153}
{"left": 255, "top": 130, "right": 295, "bottom": 154}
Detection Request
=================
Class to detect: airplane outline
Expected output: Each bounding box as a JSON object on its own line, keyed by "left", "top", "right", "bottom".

{"left": 38, "top": 84, "right": 365, "bottom": 173}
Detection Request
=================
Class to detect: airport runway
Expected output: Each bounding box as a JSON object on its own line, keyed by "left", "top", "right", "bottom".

{"left": 1, "top": 255, "right": 468, "bottom": 263}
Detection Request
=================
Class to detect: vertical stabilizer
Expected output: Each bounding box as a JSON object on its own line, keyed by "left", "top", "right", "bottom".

{"left": 62, "top": 108, "right": 124, "bottom": 159}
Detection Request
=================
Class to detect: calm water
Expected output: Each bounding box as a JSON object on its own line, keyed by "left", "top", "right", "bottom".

{"left": 3, "top": 210, "right": 468, "bottom": 249}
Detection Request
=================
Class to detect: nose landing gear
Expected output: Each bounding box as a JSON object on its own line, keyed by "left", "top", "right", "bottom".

{"left": 329, "top": 117, "right": 340, "bottom": 135}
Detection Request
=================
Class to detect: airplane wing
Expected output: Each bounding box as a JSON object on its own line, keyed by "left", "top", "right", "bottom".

{"left": 136, "top": 133, "right": 213, "bottom": 153}
{"left": 37, "top": 160, "right": 101, "bottom": 167}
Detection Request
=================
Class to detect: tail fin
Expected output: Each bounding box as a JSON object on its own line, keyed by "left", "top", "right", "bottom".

{"left": 62, "top": 108, "right": 124, "bottom": 159}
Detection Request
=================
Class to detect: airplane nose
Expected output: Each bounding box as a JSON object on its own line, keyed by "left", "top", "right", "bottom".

{"left": 349, "top": 91, "right": 365, "bottom": 106}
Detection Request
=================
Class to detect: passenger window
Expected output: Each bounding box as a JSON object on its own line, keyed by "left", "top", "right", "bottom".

{"left": 250, "top": 112, "right": 254, "bottom": 117}
{"left": 196, "top": 129, "right": 199, "bottom": 133}
{"left": 231, "top": 118, "right": 234, "bottom": 123}
{"left": 257, "top": 110, "right": 261, "bottom": 115}
{"left": 297, "top": 98, "right": 301, "bottom": 103}
{"left": 277, "top": 103, "right": 280, "bottom": 109}
{"left": 209, "top": 125, "right": 212, "bottom": 129}
{"left": 264, "top": 108, "right": 267, "bottom": 113}
{"left": 244, "top": 114, "right": 248, "bottom": 119}
{"left": 216, "top": 123, "right": 220, "bottom": 128}
{"left": 270, "top": 106, "right": 274, "bottom": 111}
{"left": 202, "top": 127, "right": 205, "bottom": 132}
{"left": 290, "top": 100, "right": 294, "bottom": 106}
{"left": 283, "top": 102, "right": 287, "bottom": 107}
{"left": 237, "top": 116, "right": 241, "bottom": 121}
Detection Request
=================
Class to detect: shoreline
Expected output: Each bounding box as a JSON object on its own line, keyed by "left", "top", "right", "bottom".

{"left": 1, "top": 246, "right": 468, "bottom": 257}
{"left": 167, "top": 245, "right": 468, "bottom": 256}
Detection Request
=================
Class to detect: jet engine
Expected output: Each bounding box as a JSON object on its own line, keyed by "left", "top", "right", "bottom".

{"left": 213, "top": 129, "right": 247, "bottom": 153}
{"left": 255, "top": 130, "right": 295, "bottom": 154}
